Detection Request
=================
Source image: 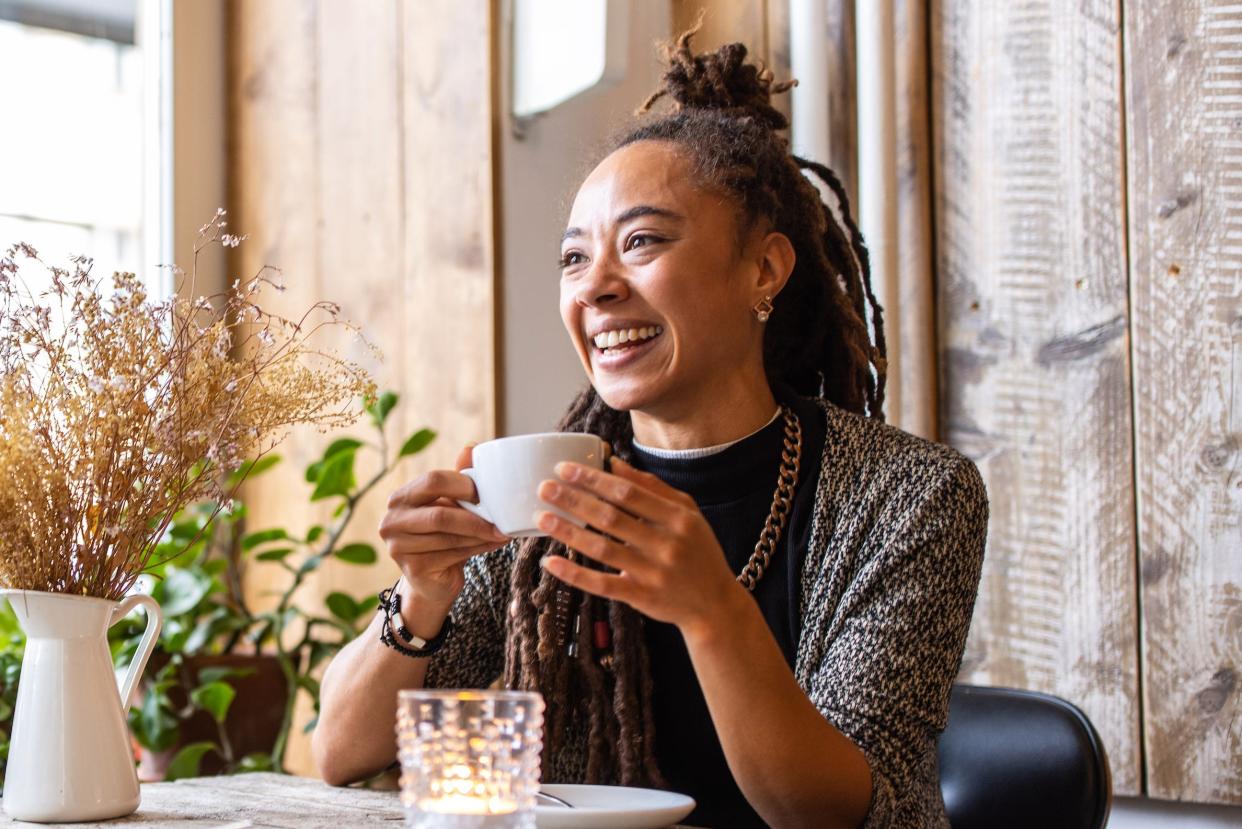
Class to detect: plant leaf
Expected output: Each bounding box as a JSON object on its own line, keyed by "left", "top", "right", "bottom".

{"left": 335, "top": 543, "right": 377, "bottom": 566}
{"left": 398, "top": 428, "right": 436, "bottom": 458}
{"left": 242, "top": 528, "right": 289, "bottom": 550}
{"left": 155, "top": 568, "right": 212, "bottom": 616}
{"left": 325, "top": 592, "right": 358, "bottom": 623}
{"left": 165, "top": 741, "right": 218, "bottom": 781}
{"left": 237, "top": 752, "right": 274, "bottom": 772}
{"left": 227, "top": 454, "right": 282, "bottom": 489}
{"left": 295, "top": 674, "right": 321, "bottom": 701}
{"left": 367, "top": 390, "right": 399, "bottom": 426}
{"left": 305, "top": 524, "right": 324, "bottom": 543}
{"left": 202, "top": 559, "right": 228, "bottom": 576}
{"left": 323, "top": 437, "right": 363, "bottom": 459}
{"left": 133, "top": 685, "right": 179, "bottom": 752}
{"left": 310, "top": 449, "right": 356, "bottom": 501}
{"left": 353, "top": 595, "right": 377, "bottom": 621}
{"left": 196, "top": 666, "right": 255, "bottom": 686}
{"left": 182, "top": 606, "right": 229, "bottom": 655}
{"left": 255, "top": 547, "right": 294, "bottom": 562}
{"left": 190, "top": 681, "right": 236, "bottom": 724}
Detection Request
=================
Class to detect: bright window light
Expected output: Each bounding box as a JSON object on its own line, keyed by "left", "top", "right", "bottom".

{"left": 0, "top": 5, "right": 142, "bottom": 296}
{"left": 512, "top": 0, "right": 608, "bottom": 119}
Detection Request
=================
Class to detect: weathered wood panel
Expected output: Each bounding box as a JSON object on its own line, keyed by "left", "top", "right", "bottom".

{"left": 893, "top": 0, "right": 937, "bottom": 441}
{"left": 229, "top": 0, "right": 497, "bottom": 776}
{"left": 1125, "top": 0, "right": 1242, "bottom": 804}
{"left": 931, "top": 0, "right": 1142, "bottom": 793}
{"left": 765, "top": 0, "right": 792, "bottom": 126}
{"left": 399, "top": 0, "right": 498, "bottom": 472}
{"left": 672, "top": 0, "right": 768, "bottom": 59}
{"left": 820, "top": 0, "right": 858, "bottom": 212}
{"left": 311, "top": 0, "right": 405, "bottom": 634}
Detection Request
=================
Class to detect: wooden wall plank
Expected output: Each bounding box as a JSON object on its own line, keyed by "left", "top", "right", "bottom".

{"left": 931, "top": 0, "right": 1142, "bottom": 793}
{"left": 400, "top": 0, "right": 498, "bottom": 469}
{"left": 228, "top": 0, "right": 326, "bottom": 775}
{"left": 311, "top": 0, "right": 404, "bottom": 634}
{"left": 229, "top": 0, "right": 497, "bottom": 776}
{"left": 672, "top": 0, "right": 768, "bottom": 59}
{"left": 821, "top": 0, "right": 858, "bottom": 211}
{"left": 765, "top": 0, "right": 792, "bottom": 126}
{"left": 893, "top": 0, "right": 937, "bottom": 441}
{"left": 1125, "top": 0, "right": 1242, "bottom": 804}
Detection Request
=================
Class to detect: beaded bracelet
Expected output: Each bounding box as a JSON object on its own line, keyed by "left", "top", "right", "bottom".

{"left": 376, "top": 581, "right": 454, "bottom": 657}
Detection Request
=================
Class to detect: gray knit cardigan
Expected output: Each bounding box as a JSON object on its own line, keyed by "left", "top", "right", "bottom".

{"left": 424, "top": 398, "right": 990, "bottom": 828}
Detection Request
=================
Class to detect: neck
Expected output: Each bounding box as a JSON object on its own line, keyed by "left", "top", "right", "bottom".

{"left": 629, "top": 375, "right": 779, "bottom": 451}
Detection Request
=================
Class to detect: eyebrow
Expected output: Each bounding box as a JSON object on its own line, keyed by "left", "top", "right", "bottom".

{"left": 561, "top": 205, "right": 684, "bottom": 243}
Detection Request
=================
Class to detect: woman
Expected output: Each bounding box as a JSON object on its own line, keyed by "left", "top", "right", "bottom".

{"left": 315, "top": 28, "right": 988, "bottom": 829}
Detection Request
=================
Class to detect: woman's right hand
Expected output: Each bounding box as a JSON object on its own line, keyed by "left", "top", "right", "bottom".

{"left": 379, "top": 443, "right": 510, "bottom": 609}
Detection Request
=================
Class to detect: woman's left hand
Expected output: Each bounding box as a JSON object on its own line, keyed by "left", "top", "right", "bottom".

{"left": 535, "top": 456, "right": 742, "bottom": 637}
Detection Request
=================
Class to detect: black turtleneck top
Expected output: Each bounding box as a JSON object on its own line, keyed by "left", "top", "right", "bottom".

{"left": 631, "top": 384, "right": 827, "bottom": 829}
{"left": 424, "top": 382, "right": 991, "bottom": 827}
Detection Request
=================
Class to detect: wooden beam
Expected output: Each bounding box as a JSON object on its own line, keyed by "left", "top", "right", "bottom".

{"left": 931, "top": 0, "right": 1142, "bottom": 793}
{"left": 228, "top": 0, "right": 497, "bottom": 776}
{"left": 1125, "top": 0, "right": 1242, "bottom": 804}
{"left": 893, "top": 0, "right": 937, "bottom": 440}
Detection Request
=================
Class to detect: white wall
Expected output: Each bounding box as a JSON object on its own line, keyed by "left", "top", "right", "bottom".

{"left": 497, "top": 0, "right": 670, "bottom": 436}
{"left": 1110, "top": 797, "right": 1242, "bottom": 828}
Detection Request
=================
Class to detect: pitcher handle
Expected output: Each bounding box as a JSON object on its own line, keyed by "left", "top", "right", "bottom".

{"left": 110, "top": 594, "right": 164, "bottom": 711}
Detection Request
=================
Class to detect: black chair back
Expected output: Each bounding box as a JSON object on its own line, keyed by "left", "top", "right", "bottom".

{"left": 938, "top": 684, "right": 1112, "bottom": 829}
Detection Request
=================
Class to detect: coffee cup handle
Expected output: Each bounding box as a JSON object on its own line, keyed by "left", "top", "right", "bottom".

{"left": 455, "top": 468, "right": 494, "bottom": 525}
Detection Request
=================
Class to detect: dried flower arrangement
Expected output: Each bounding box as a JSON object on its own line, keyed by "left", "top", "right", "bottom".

{"left": 0, "top": 211, "right": 378, "bottom": 599}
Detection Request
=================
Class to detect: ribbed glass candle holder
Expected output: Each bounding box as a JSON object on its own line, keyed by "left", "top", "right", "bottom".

{"left": 396, "top": 689, "right": 545, "bottom": 829}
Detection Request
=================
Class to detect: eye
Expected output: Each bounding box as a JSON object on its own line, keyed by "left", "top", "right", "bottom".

{"left": 625, "top": 232, "right": 663, "bottom": 252}
{"left": 559, "top": 250, "right": 587, "bottom": 269}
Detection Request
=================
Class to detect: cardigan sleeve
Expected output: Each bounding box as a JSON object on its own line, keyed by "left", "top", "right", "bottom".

{"left": 806, "top": 457, "right": 988, "bottom": 827}
{"left": 421, "top": 543, "right": 515, "bottom": 690}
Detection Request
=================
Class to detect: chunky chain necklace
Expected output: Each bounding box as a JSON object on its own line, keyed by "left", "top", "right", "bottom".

{"left": 736, "top": 404, "right": 803, "bottom": 591}
{"left": 555, "top": 405, "right": 804, "bottom": 668}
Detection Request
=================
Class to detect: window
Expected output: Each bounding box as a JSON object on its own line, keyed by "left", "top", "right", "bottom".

{"left": 0, "top": 1, "right": 144, "bottom": 295}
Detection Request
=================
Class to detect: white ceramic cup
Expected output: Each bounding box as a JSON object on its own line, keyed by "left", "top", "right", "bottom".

{"left": 456, "top": 432, "right": 608, "bottom": 538}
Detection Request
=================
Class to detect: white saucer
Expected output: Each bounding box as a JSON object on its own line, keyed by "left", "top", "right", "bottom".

{"left": 535, "top": 784, "right": 696, "bottom": 828}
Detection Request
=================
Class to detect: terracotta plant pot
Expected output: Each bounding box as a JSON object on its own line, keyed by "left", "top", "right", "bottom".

{"left": 137, "top": 653, "right": 288, "bottom": 781}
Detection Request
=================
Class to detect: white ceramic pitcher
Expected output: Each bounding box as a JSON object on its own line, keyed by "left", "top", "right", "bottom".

{"left": 1, "top": 588, "right": 162, "bottom": 823}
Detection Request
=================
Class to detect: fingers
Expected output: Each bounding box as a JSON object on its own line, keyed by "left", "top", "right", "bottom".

{"left": 454, "top": 442, "right": 476, "bottom": 472}
{"left": 536, "top": 478, "right": 657, "bottom": 549}
{"left": 380, "top": 503, "right": 507, "bottom": 546}
{"left": 609, "top": 456, "right": 694, "bottom": 503}
{"left": 387, "top": 469, "right": 479, "bottom": 510}
{"left": 540, "top": 553, "right": 629, "bottom": 603}
{"left": 552, "top": 458, "right": 687, "bottom": 521}
{"left": 393, "top": 541, "right": 503, "bottom": 577}
{"left": 534, "top": 510, "right": 643, "bottom": 575}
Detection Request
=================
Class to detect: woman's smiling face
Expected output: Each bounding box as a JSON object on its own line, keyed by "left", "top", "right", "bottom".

{"left": 559, "top": 140, "right": 771, "bottom": 416}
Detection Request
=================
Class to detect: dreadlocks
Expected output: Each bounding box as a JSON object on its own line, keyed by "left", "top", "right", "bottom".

{"left": 502, "top": 21, "right": 887, "bottom": 787}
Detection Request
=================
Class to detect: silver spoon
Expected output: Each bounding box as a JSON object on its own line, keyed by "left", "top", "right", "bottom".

{"left": 536, "top": 790, "right": 575, "bottom": 808}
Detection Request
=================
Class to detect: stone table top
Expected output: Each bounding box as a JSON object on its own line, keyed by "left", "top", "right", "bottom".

{"left": 0, "top": 772, "right": 698, "bottom": 828}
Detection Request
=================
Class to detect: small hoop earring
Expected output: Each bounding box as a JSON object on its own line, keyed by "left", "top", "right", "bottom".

{"left": 754, "top": 295, "right": 774, "bottom": 323}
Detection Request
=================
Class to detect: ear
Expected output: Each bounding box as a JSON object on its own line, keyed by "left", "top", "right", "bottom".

{"left": 753, "top": 231, "right": 796, "bottom": 301}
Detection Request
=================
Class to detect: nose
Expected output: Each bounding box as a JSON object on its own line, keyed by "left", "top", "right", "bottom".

{"left": 574, "top": 251, "right": 629, "bottom": 308}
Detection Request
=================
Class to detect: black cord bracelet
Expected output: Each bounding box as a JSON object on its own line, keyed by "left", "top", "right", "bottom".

{"left": 376, "top": 581, "right": 454, "bottom": 657}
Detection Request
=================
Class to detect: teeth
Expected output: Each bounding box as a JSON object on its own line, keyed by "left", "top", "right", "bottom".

{"left": 592, "top": 325, "right": 663, "bottom": 351}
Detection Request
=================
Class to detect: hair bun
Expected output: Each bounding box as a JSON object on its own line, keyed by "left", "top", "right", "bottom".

{"left": 638, "top": 19, "right": 797, "bottom": 131}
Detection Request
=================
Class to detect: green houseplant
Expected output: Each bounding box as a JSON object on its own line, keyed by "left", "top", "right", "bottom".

{"left": 0, "top": 602, "right": 22, "bottom": 790}
{"left": 0, "top": 215, "right": 378, "bottom": 816}
{"left": 111, "top": 390, "right": 435, "bottom": 779}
